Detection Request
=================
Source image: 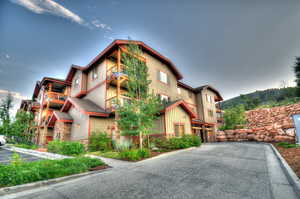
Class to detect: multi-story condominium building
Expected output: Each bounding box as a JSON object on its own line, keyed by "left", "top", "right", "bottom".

{"left": 20, "top": 40, "right": 223, "bottom": 145}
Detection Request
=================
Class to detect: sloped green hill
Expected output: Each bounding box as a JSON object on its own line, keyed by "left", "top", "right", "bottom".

{"left": 221, "top": 87, "right": 299, "bottom": 109}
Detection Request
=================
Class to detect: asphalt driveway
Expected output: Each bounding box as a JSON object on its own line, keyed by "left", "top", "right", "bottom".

{"left": 0, "top": 147, "right": 41, "bottom": 164}
{"left": 2, "top": 143, "right": 299, "bottom": 199}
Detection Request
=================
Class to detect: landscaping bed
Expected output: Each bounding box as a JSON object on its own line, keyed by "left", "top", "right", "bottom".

{"left": 273, "top": 143, "right": 300, "bottom": 178}
{"left": 87, "top": 134, "right": 201, "bottom": 161}
{"left": 0, "top": 156, "right": 106, "bottom": 188}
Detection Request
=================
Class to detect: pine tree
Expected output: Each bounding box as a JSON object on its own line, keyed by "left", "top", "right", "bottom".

{"left": 293, "top": 57, "right": 300, "bottom": 96}
{"left": 0, "top": 93, "right": 13, "bottom": 136}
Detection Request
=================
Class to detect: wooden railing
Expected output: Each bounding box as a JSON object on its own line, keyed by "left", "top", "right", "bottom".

{"left": 45, "top": 92, "right": 67, "bottom": 103}
{"left": 106, "top": 95, "right": 131, "bottom": 111}
{"left": 107, "top": 64, "right": 128, "bottom": 81}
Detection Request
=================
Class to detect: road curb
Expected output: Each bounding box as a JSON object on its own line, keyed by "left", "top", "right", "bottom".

{"left": 137, "top": 146, "right": 197, "bottom": 163}
{"left": 269, "top": 144, "right": 300, "bottom": 198}
{"left": 0, "top": 168, "right": 112, "bottom": 197}
{"left": 0, "top": 146, "right": 71, "bottom": 160}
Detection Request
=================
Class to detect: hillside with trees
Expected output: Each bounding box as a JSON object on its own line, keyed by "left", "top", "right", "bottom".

{"left": 221, "top": 87, "right": 299, "bottom": 110}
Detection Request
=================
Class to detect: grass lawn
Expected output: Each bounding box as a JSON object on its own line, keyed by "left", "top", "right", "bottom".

{"left": 0, "top": 156, "right": 107, "bottom": 188}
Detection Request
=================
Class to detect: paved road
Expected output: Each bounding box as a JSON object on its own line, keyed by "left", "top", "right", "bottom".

{"left": 2, "top": 143, "right": 299, "bottom": 199}
{"left": 0, "top": 148, "right": 41, "bottom": 164}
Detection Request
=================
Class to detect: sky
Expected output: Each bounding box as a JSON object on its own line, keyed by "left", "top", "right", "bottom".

{"left": 1, "top": 0, "right": 300, "bottom": 104}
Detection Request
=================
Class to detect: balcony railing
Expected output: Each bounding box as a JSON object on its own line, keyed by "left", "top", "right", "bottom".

{"left": 106, "top": 95, "right": 131, "bottom": 111}
{"left": 44, "top": 92, "right": 67, "bottom": 105}
{"left": 107, "top": 64, "right": 128, "bottom": 81}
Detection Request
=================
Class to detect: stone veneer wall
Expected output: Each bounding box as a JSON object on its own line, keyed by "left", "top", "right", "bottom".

{"left": 216, "top": 103, "right": 300, "bottom": 143}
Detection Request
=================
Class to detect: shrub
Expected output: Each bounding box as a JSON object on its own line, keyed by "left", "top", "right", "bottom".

{"left": 151, "top": 135, "right": 201, "bottom": 150}
{"left": 14, "top": 143, "right": 38, "bottom": 150}
{"left": 47, "top": 141, "right": 85, "bottom": 156}
{"left": 88, "top": 132, "right": 112, "bottom": 152}
{"left": 277, "top": 142, "right": 300, "bottom": 148}
{"left": 113, "top": 139, "right": 133, "bottom": 152}
{"left": 119, "top": 148, "right": 150, "bottom": 161}
{"left": 0, "top": 157, "right": 105, "bottom": 187}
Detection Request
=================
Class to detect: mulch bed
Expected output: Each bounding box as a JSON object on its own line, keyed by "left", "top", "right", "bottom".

{"left": 273, "top": 144, "right": 300, "bottom": 178}
{"left": 89, "top": 165, "right": 110, "bottom": 171}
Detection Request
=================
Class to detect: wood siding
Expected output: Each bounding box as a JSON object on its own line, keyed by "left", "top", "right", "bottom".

{"left": 165, "top": 106, "right": 192, "bottom": 137}
{"left": 89, "top": 117, "right": 114, "bottom": 135}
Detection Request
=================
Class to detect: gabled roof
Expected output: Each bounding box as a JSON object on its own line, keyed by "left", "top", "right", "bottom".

{"left": 177, "top": 82, "right": 223, "bottom": 101}
{"left": 161, "top": 99, "right": 197, "bottom": 118}
{"left": 61, "top": 97, "right": 110, "bottom": 117}
{"left": 194, "top": 85, "right": 223, "bottom": 101}
{"left": 65, "top": 65, "right": 85, "bottom": 84}
{"left": 48, "top": 111, "right": 73, "bottom": 127}
{"left": 65, "top": 40, "right": 183, "bottom": 82}
{"left": 32, "top": 77, "right": 70, "bottom": 99}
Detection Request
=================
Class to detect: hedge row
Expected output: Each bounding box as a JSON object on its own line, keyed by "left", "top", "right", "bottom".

{"left": 0, "top": 157, "right": 104, "bottom": 187}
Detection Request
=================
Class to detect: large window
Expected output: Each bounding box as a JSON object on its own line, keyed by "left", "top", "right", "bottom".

{"left": 159, "top": 71, "right": 168, "bottom": 84}
{"left": 174, "top": 124, "right": 185, "bottom": 137}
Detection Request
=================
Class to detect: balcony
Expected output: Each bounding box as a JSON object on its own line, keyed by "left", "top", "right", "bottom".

{"left": 106, "top": 95, "right": 131, "bottom": 111}
{"left": 107, "top": 64, "right": 128, "bottom": 87}
{"left": 43, "top": 92, "right": 67, "bottom": 108}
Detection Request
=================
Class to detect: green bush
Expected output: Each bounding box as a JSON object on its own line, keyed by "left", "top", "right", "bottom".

{"left": 14, "top": 143, "right": 38, "bottom": 150}
{"left": 220, "top": 105, "right": 246, "bottom": 130}
{"left": 277, "top": 142, "right": 300, "bottom": 148}
{"left": 151, "top": 135, "right": 201, "bottom": 150}
{"left": 47, "top": 141, "right": 85, "bottom": 156}
{"left": 0, "top": 157, "right": 105, "bottom": 187}
{"left": 119, "top": 148, "right": 151, "bottom": 161}
{"left": 88, "top": 132, "right": 112, "bottom": 152}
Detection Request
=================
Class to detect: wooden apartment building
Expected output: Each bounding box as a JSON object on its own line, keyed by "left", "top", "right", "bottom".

{"left": 20, "top": 40, "right": 224, "bottom": 145}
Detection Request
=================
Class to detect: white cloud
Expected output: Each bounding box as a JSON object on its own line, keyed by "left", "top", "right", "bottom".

{"left": 91, "top": 19, "right": 112, "bottom": 31}
{"left": 5, "top": 54, "right": 10, "bottom": 59}
{"left": 10, "top": 0, "right": 85, "bottom": 25}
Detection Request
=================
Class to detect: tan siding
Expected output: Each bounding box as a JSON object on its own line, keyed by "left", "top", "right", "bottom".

{"left": 200, "top": 89, "right": 217, "bottom": 123}
{"left": 71, "top": 70, "right": 82, "bottom": 97}
{"left": 165, "top": 106, "right": 192, "bottom": 137}
{"left": 68, "top": 106, "right": 89, "bottom": 141}
{"left": 150, "top": 116, "right": 165, "bottom": 134}
{"left": 144, "top": 53, "right": 178, "bottom": 101}
{"left": 87, "top": 60, "right": 106, "bottom": 90}
{"left": 176, "top": 86, "right": 198, "bottom": 117}
{"left": 90, "top": 117, "right": 114, "bottom": 135}
{"left": 83, "top": 85, "right": 106, "bottom": 109}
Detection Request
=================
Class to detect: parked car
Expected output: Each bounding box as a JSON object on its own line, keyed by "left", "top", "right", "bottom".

{"left": 0, "top": 135, "right": 6, "bottom": 146}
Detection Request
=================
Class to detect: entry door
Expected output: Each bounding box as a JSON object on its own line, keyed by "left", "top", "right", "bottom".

{"left": 292, "top": 114, "right": 300, "bottom": 144}
{"left": 175, "top": 124, "right": 185, "bottom": 137}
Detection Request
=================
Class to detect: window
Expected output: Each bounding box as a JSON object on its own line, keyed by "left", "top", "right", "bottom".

{"left": 174, "top": 124, "right": 185, "bottom": 137}
{"left": 206, "top": 94, "right": 212, "bottom": 103}
{"left": 92, "top": 68, "right": 98, "bottom": 80}
{"left": 159, "top": 94, "right": 169, "bottom": 103}
{"left": 208, "top": 109, "right": 214, "bottom": 117}
{"left": 188, "top": 92, "right": 192, "bottom": 98}
{"left": 159, "top": 71, "right": 168, "bottom": 84}
{"left": 177, "top": 87, "right": 181, "bottom": 94}
{"left": 74, "top": 77, "right": 80, "bottom": 87}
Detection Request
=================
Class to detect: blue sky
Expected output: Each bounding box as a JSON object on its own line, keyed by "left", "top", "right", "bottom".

{"left": 1, "top": 0, "right": 300, "bottom": 101}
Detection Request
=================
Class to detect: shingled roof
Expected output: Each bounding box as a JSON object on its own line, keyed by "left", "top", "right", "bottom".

{"left": 61, "top": 97, "right": 110, "bottom": 117}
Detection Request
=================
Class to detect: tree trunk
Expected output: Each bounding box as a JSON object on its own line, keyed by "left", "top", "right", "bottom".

{"left": 139, "top": 131, "right": 143, "bottom": 149}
